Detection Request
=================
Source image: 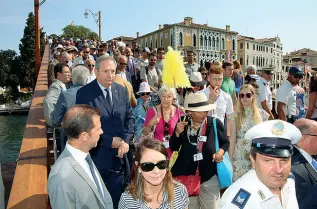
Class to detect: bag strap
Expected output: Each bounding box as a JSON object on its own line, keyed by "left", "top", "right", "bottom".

{"left": 213, "top": 118, "right": 219, "bottom": 152}
{"left": 152, "top": 107, "right": 158, "bottom": 132}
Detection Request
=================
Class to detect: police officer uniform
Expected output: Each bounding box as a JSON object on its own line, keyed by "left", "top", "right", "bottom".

{"left": 219, "top": 120, "right": 302, "bottom": 209}
{"left": 256, "top": 69, "right": 273, "bottom": 111}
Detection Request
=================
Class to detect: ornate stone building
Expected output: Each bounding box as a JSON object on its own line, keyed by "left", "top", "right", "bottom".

{"left": 135, "top": 17, "right": 238, "bottom": 66}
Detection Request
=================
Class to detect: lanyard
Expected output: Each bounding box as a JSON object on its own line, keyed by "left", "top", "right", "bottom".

{"left": 161, "top": 105, "right": 172, "bottom": 142}
{"left": 187, "top": 119, "right": 207, "bottom": 152}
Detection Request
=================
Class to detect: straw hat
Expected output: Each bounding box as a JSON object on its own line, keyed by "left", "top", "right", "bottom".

{"left": 189, "top": 72, "right": 206, "bottom": 87}
{"left": 136, "top": 82, "right": 152, "bottom": 95}
{"left": 184, "top": 92, "right": 216, "bottom": 112}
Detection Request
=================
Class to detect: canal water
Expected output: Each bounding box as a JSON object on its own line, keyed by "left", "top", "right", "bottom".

{"left": 0, "top": 115, "right": 27, "bottom": 163}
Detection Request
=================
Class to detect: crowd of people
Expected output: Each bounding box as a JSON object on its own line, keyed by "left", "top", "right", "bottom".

{"left": 44, "top": 37, "right": 317, "bottom": 209}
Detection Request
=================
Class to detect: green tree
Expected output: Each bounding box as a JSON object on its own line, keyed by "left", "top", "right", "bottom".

{"left": 62, "top": 25, "right": 98, "bottom": 40}
{"left": 19, "top": 12, "right": 45, "bottom": 89}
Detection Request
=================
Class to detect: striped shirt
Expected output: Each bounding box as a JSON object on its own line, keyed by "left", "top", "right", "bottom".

{"left": 118, "top": 182, "right": 189, "bottom": 209}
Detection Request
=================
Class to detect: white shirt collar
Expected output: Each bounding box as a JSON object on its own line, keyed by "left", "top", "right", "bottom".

{"left": 294, "top": 145, "right": 313, "bottom": 165}
{"left": 66, "top": 142, "right": 88, "bottom": 161}
{"left": 97, "top": 81, "right": 111, "bottom": 91}
{"left": 261, "top": 77, "right": 269, "bottom": 85}
{"left": 285, "top": 80, "right": 294, "bottom": 88}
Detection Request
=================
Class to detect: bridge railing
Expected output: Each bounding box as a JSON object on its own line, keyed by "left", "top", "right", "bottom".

{"left": 7, "top": 45, "right": 50, "bottom": 209}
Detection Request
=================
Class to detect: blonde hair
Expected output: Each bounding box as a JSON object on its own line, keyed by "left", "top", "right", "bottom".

{"left": 236, "top": 84, "right": 261, "bottom": 129}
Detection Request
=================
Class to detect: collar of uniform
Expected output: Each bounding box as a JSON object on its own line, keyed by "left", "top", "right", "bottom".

{"left": 261, "top": 77, "right": 269, "bottom": 85}
{"left": 284, "top": 80, "right": 294, "bottom": 88}
{"left": 250, "top": 169, "right": 279, "bottom": 203}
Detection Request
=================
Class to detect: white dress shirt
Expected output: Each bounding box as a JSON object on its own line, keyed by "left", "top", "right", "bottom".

{"left": 276, "top": 80, "right": 297, "bottom": 117}
{"left": 257, "top": 77, "right": 272, "bottom": 110}
{"left": 97, "top": 81, "right": 112, "bottom": 102}
{"left": 66, "top": 142, "right": 104, "bottom": 197}
{"left": 87, "top": 71, "right": 96, "bottom": 83}
{"left": 201, "top": 87, "right": 234, "bottom": 124}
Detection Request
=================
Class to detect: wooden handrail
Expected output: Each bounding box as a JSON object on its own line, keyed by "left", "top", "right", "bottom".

{"left": 7, "top": 45, "right": 50, "bottom": 209}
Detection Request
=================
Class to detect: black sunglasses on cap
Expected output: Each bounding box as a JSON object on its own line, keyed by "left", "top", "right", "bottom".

{"left": 239, "top": 93, "right": 253, "bottom": 98}
{"left": 140, "top": 160, "right": 169, "bottom": 172}
{"left": 140, "top": 92, "right": 151, "bottom": 96}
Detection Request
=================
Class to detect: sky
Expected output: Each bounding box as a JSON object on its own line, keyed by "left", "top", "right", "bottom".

{"left": 1, "top": 0, "right": 316, "bottom": 54}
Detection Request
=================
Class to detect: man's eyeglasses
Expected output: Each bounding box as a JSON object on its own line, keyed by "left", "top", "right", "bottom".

{"left": 139, "top": 160, "right": 169, "bottom": 172}
{"left": 150, "top": 59, "right": 157, "bottom": 61}
{"left": 239, "top": 93, "right": 253, "bottom": 99}
{"left": 88, "top": 64, "right": 95, "bottom": 67}
{"left": 140, "top": 92, "right": 151, "bottom": 96}
{"left": 119, "top": 63, "right": 127, "bottom": 66}
{"left": 302, "top": 134, "right": 317, "bottom": 137}
{"left": 84, "top": 51, "right": 90, "bottom": 54}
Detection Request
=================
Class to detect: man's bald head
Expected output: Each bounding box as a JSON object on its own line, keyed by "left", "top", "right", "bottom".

{"left": 294, "top": 118, "right": 317, "bottom": 155}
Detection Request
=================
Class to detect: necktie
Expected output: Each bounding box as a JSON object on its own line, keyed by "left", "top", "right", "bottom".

{"left": 312, "top": 159, "right": 317, "bottom": 170}
{"left": 104, "top": 88, "right": 113, "bottom": 109}
{"left": 85, "top": 154, "right": 104, "bottom": 200}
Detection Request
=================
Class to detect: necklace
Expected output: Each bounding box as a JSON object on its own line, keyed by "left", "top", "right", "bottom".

{"left": 161, "top": 105, "right": 172, "bottom": 141}
{"left": 187, "top": 119, "right": 206, "bottom": 145}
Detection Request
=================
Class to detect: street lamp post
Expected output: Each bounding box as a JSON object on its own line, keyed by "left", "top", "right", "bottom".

{"left": 84, "top": 9, "right": 101, "bottom": 41}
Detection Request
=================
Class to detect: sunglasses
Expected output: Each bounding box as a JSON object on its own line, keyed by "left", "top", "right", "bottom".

{"left": 239, "top": 93, "right": 253, "bottom": 99}
{"left": 140, "top": 92, "right": 151, "bottom": 96}
{"left": 140, "top": 160, "right": 169, "bottom": 172}
{"left": 84, "top": 51, "right": 89, "bottom": 54}
{"left": 201, "top": 73, "right": 208, "bottom": 76}
{"left": 88, "top": 64, "right": 95, "bottom": 67}
{"left": 292, "top": 74, "right": 303, "bottom": 79}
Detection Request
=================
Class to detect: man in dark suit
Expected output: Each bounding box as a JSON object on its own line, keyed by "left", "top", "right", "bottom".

{"left": 125, "top": 47, "right": 140, "bottom": 93}
{"left": 76, "top": 55, "right": 134, "bottom": 208}
{"left": 292, "top": 118, "right": 317, "bottom": 207}
{"left": 48, "top": 105, "right": 113, "bottom": 209}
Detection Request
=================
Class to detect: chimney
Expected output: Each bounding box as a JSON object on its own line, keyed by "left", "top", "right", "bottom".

{"left": 184, "top": 17, "right": 193, "bottom": 26}
{"left": 226, "top": 25, "right": 230, "bottom": 31}
{"left": 136, "top": 32, "right": 139, "bottom": 38}
{"left": 159, "top": 24, "right": 162, "bottom": 29}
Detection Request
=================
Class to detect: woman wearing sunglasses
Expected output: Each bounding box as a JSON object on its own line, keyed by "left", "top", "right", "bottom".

{"left": 229, "top": 84, "right": 269, "bottom": 181}
{"left": 119, "top": 138, "right": 189, "bottom": 209}
{"left": 198, "top": 66, "right": 209, "bottom": 87}
{"left": 170, "top": 92, "right": 229, "bottom": 209}
{"left": 142, "top": 85, "right": 183, "bottom": 158}
{"left": 133, "top": 82, "right": 154, "bottom": 144}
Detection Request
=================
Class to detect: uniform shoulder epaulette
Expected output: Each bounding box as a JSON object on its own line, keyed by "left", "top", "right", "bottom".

{"left": 231, "top": 188, "right": 251, "bottom": 209}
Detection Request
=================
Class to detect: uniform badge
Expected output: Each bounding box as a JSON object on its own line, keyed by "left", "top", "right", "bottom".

{"left": 257, "top": 190, "right": 266, "bottom": 200}
{"left": 272, "top": 121, "right": 285, "bottom": 136}
{"left": 231, "top": 188, "right": 251, "bottom": 209}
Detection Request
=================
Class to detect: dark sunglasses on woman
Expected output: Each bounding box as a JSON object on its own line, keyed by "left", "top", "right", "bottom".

{"left": 140, "top": 160, "right": 169, "bottom": 172}
{"left": 140, "top": 92, "right": 151, "bottom": 96}
{"left": 239, "top": 93, "right": 253, "bottom": 99}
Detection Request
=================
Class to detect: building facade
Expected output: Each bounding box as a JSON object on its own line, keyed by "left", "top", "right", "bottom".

{"left": 135, "top": 17, "right": 238, "bottom": 66}
{"left": 237, "top": 35, "right": 283, "bottom": 89}
{"left": 283, "top": 48, "right": 317, "bottom": 70}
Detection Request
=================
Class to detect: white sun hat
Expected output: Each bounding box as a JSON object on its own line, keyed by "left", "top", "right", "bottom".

{"left": 136, "top": 82, "right": 152, "bottom": 95}
{"left": 184, "top": 92, "right": 216, "bottom": 112}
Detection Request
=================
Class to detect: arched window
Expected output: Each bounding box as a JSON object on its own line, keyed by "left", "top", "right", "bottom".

{"left": 247, "top": 55, "right": 249, "bottom": 65}
{"left": 253, "top": 56, "right": 255, "bottom": 65}
{"left": 160, "top": 37, "right": 163, "bottom": 47}
{"left": 155, "top": 39, "right": 158, "bottom": 48}
{"left": 232, "top": 39, "right": 236, "bottom": 51}
{"left": 193, "top": 34, "right": 197, "bottom": 47}
{"left": 216, "top": 37, "right": 219, "bottom": 48}
{"left": 200, "top": 35, "right": 203, "bottom": 46}
{"left": 222, "top": 38, "right": 225, "bottom": 50}
{"left": 208, "top": 36, "right": 212, "bottom": 46}
{"left": 179, "top": 32, "right": 183, "bottom": 46}
{"left": 204, "top": 36, "right": 207, "bottom": 46}
{"left": 212, "top": 37, "right": 216, "bottom": 47}
{"left": 170, "top": 32, "right": 173, "bottom": 47}
{"left": 150, "top": 40, "right": 152, "bottom": 48}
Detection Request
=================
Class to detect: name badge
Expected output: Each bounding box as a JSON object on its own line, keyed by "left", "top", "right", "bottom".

{"left": 193, "top": 153, "right": 203, "bottom": 161}
{"left": 198, "top": 136, "right": 207, "bottom": 142}
{"left": 163, "top": 141, "right": 169, "bottom": 148}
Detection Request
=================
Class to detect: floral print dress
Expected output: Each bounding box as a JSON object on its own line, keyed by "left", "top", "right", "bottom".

{"left": 232, "top": 108, "right": 269, "bottom": 182}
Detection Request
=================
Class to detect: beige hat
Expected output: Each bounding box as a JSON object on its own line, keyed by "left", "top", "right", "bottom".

{"left": 189, "top": 72, "right": 206, "bottom": 87}
{"left": 184, "top": 92, "right": 216, "bottom": 112}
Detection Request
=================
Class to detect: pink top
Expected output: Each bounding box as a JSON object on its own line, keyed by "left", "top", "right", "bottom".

{"left": 144, "top": 106, "right": 183, "bottom": 158}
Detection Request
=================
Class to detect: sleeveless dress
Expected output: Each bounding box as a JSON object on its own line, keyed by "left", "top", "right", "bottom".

{"left": 231, "top": 108, "right": 269, "bottom": 181}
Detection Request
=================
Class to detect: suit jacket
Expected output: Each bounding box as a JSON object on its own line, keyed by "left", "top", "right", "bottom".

{"left": 43, "top": 79, "right": 66, "bottom": 127}
{"left": 47, "top": 59, "right": 58, "bottom": 87}
{"left": 299, "top": 184, "right": 317, "bottom": 209}
{"left": 76, "top": 80, "right": 134, "bottom": 173}
{"left": 52, "top": 85, "right": 82, "bottom": 127}
{"left": 291, "top": 147, "right": 317, "bottom": 203}
{"left": 48, "top": 148, "right": 113, "bottom": 209}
